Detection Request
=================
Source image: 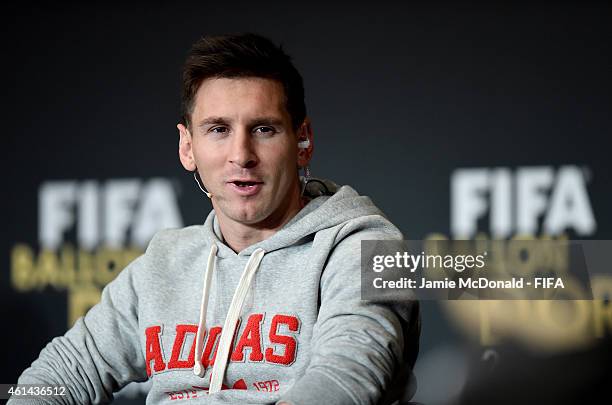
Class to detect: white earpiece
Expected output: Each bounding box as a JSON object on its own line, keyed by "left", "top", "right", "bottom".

{"left": 298, "top": 139, "right": 310, "bottom": 149}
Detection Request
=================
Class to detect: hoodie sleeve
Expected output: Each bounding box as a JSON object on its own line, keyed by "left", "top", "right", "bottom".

{"left": 9, "top": 256, "right": 147, "bottom": 405}
{"left": 279, "top": 224, "right": 418, "bottom": 405}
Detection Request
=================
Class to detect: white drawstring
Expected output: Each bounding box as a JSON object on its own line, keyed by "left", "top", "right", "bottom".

{"left": 209, "top": 248, "right": 266, "bottom": 394}
{"left": 191, "top": 245, "right": 266, "bottom": 394}
{"left": 193, "top": 244, "right": 218, "bottom": 377}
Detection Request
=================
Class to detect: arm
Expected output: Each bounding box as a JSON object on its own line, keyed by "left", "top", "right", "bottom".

{"left": 9, "top": 256, "right": 148, "bottom": 404}
{"left": 279, "top": 231, "right": 419, "bottom": 405}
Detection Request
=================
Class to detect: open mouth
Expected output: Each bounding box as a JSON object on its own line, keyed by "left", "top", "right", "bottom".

{"left": 232, "top": 181, "right": 262, "bottom": 187}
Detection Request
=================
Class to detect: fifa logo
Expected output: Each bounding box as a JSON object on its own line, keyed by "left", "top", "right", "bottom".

{"left": 451, "top": 165, "right": 596, "bottom": 238}
{"left": 39, "top": 178, "right": 183, "bottom": 250}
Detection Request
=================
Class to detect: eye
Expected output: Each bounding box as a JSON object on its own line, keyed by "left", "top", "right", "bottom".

{"left": 208, "top": 126, "right": 229, "bottom": 136}
{"left": 254, "top": 126, "right": 277, "bottom": 136}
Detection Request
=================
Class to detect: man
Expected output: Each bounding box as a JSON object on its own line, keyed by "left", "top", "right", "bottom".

{"left": 12, "top": 33, "right": 419, "bottom": 404}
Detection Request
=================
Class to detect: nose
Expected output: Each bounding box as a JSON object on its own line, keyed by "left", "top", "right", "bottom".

{"left": 228, "top": 129, "right": 258, "bottom": 169}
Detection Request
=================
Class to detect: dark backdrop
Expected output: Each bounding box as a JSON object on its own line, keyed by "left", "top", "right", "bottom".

{"left": 3, "top": 2, "right": 611, "bottom": 404}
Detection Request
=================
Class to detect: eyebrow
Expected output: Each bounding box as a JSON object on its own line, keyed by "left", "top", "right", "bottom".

{"left": 197, "top": 117, "right": 230, "bottom": 127}
{"left": 197, "top": 116, "right": 285, "bottom": 128}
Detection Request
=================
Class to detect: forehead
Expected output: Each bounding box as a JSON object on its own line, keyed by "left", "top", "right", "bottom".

{"left": 192, "top": 77, "right": 288, "bottom": 120}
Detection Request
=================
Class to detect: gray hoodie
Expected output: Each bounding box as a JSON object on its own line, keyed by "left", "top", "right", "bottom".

{"left": 12, "top": 182, "right": 419, "bottom": 405}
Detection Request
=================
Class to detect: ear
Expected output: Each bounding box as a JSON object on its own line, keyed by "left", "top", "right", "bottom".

{"left": 177, "top": 123, "right": 197, "bottom": 171}
{"left": 297, "top": 117, "right": 314, "bottom": 168}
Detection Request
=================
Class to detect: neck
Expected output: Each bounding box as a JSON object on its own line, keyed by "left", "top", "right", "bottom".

{"left": 217, "top": 183, "right": 305, "bottom": 253}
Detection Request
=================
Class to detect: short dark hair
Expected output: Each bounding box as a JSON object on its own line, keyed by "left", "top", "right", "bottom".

{"left": 181, "top": 33, "right": 306, "bottom": 130}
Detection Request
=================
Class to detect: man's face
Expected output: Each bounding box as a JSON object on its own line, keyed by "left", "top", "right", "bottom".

{"left": 179, "top": 77, "right": 308, "bottom": 228}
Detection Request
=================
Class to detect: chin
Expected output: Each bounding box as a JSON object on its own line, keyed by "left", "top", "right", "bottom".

{"left": 226, "top": 204, "right": 270, "bottom": 225}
